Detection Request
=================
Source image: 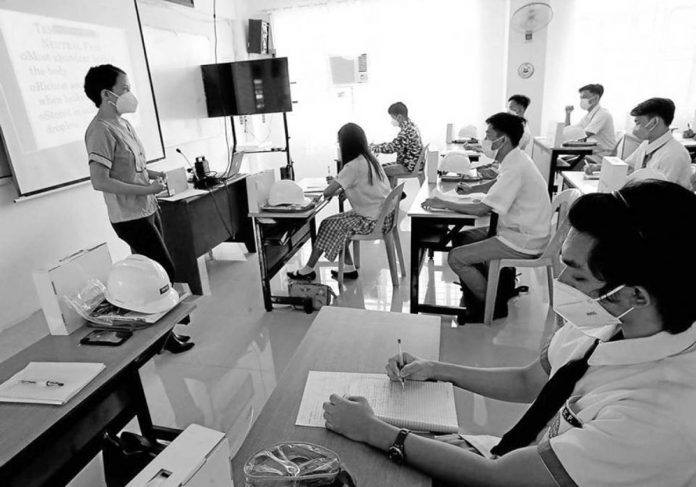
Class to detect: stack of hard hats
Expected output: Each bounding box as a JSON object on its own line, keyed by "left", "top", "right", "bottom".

{"left": 105, "top": 255, "right": 179, "bottom": 314}
{"left": 439, "top": 151, "right": 471, "bottom": 174}
{"left": 268, "top": 180, "right": 311, "bottom": 206}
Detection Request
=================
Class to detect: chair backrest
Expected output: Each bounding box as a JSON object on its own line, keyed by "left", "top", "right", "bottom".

{"left": 539, "top": 188, "right": 581, "bottom": 259}
{"left": 372, "top": 183, "right": 406, "bottom": 235}
{"left": 414, "top": 144, "right": 430, "bottom": 173}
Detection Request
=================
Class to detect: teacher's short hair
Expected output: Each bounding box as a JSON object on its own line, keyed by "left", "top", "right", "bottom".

{"left": 84, "top": 64, "right": 125, "bottom": 108}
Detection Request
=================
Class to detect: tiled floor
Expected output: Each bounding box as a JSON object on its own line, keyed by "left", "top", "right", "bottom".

{"left": 3, "top": 179, "right": 558, "bottom": 485}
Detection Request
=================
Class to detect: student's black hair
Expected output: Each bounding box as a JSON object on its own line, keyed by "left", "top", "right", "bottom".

{"left": 84, "top": 64, "right": 125, "bottom": 108}
{"left": 568, "top": 180, "right": 696, "bottom": 334}
{"left": 508, "top": 94, "right": 531, "bottom": 110}
{"left": 387, "top": 102, "right": 408, "bottom": 118}
{"left": 578, "top": 83, "right": 604, "bottom": 97}
{"left": 485, "top": 112, "right": 525, "bottom": 147}
{"left": 630, "top": 97, "right": 676, "bottom": 126}
{"left": 338, "top": 123, "right": 385, "bottom": 185}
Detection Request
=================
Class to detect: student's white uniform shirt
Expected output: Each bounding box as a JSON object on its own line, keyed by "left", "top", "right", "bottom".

{"left": 482, "top": 148, "right": 552, "bottom": 254}
{"left": 536, "top": 322, "right": 696, "bottom": 486}
{"left": 519, "top": 123, "right": 532, "bottom": 151}
{"left": 625, "top": 131, "right": 692, "bottom": 189}
{"left": 578, "top": 104, "right": 616, "bottom": 156}
{"left": 335, "top": 155, "right": 390, "bottom": 219}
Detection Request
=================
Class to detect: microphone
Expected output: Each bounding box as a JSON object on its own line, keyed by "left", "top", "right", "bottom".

{"left": 175, "top": 148, "right": 194, "bottom": 168}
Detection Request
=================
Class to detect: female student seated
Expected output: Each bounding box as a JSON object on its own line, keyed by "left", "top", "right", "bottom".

{"left": 287, "top": 123, "right": 391, "bottom": 281}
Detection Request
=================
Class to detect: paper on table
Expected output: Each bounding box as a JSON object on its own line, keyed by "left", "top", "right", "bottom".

{"left": 0, "top": 362, "right": 105, "bottom": 405}
{"left": 458, "top": 434, "right": 501, "bottom": 459}
{"left": 296, "top": 371, "right": 458, "bottom": 433}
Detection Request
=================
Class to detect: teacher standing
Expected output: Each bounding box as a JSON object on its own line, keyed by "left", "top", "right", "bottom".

{"left": 83, "top": 64, "right": 193, "bottom": 353}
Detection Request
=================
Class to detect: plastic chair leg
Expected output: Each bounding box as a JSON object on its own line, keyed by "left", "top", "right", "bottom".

{"left": 484, "top": 260, "right": 502, "bottom": 326}
{"left": 546, "top": 266, "right": 554, "bottom": 305}
{"left": 384, "top": 232, "right": 399, "bottom": 288}
{"left": 417, "top": 173, "right": 425, "bottom": 185}
{"left": 337, "top": 247, "right": 345, "bottom": 286}
{"left": 352, "top": 240, "right": 360, "bottom": 269}
{"left": 393, "top": 229, "right": 406, "bottom": 276}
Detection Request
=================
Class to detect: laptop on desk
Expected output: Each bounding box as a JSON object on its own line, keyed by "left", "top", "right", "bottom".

{"left": 220, "top": 151, "right": 245, "bottom": 180}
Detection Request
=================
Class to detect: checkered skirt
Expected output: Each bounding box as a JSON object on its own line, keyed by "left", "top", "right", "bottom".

{"left": 315, "top": 210, "right": 395, "bottom": 261}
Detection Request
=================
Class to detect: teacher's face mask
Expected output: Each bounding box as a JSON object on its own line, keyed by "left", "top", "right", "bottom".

{"left": 107, "top": 90, "right": 138, "bottom": 114}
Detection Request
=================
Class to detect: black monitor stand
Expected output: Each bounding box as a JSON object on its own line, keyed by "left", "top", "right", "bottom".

{"left": 230, "top": 112, "right": 294, "bottom": 180}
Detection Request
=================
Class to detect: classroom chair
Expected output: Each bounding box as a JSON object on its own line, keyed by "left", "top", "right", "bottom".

{"left": 482, "top": 189, "right": 581, "bottom": 325}
{"left": 393, "top": 144, "right": 430, "bottom": 186}
{"left": 337, "top": 183, "right": 407, "bottom": 287}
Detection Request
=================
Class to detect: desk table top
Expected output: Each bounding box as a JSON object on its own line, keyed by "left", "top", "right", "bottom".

{"left": 560, "top": 171, "right": 599, "bottom": 194}
{"left": 0, "top": 299, "right": 197, "bottom": 467}
{"left": 231, "top": 306, "right": 442, "bottom": 487}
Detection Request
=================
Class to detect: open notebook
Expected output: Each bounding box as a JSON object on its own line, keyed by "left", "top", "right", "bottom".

{"left": 0, "top": 362, "right": 105, "bottom": 405}
{"left": 296, "top": 371, "right": 458, "bottom": 433}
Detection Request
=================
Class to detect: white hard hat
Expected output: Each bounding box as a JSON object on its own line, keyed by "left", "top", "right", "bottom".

{"left": 626, "top": 167, "right": 668, "bottom": 184}
{"left": 268, "top": 180, "right": 311, "bottom": 206}
{"left": 104, "top": 255, "right": 179, "bottom": 314}
{"left": 458, "top": 125, "right": 477, "bottom": 139}
{"left": 562, "top": 125, "right": 586, "bottom": 142}
{"left": 439, "top": 151, "right": 471, "bottom": 174}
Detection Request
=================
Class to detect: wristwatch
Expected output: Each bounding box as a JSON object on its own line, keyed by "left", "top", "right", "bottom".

{"left": 387, "top": 428, "right": 410, "bottom": 464}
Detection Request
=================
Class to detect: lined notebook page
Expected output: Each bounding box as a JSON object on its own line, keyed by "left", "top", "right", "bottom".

{"left": 296, "top": 371, "right": 458, "bottom": 433}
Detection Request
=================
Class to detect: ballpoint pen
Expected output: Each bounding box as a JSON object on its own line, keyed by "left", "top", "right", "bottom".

{"left": 397, "top": 338, "right": 405, "bottom": 391}
{"left": 20, "top": 379, "right": 64, "bottom": 387}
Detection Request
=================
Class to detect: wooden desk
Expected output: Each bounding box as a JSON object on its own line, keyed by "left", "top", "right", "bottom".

{"left": 0, "top": 300, "right": 198, "bottom": 487}
{"left": 408, "top": 183, "right": 488, "bottom": 319}
{"left": 560, "top": 171, "right": 599, "bottom": 195}
{"left": 231, "top": 307, "right": 442, "bottom": 486}
{"left": 532, "top": 137, "right": 595, "bottom": 197}
{"left": 159, "top": 175, "right": 256, "bottom": 295}
{"left": 249, "top": 198, "right": 331, "bottom": 311}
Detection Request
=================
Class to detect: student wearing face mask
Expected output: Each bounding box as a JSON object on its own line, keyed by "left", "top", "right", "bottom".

{"left": 564, "top": 83, "right": 616, "bottom": 164}
{"left": 370, "top": 102, "right": 423, "bottom": 194}
{"left": 585, "top": 97, "right": 691, "bottom": 188}
{"left": 423, "top": 113, "right": 551, "bottom": 321}
{"left": 322, "top": 180, "right": 696, "bottom": 487}
{"left": 83, "top": 64, "right": 193, "bottom": 353}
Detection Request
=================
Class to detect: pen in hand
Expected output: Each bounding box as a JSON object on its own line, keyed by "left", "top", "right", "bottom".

{"left": 397, "top": 338, "right": 405, "bottom": 391}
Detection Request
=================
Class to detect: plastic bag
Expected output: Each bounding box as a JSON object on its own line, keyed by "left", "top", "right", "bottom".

{"left": 243, "top": 442, "right": 355, "bottom": 486}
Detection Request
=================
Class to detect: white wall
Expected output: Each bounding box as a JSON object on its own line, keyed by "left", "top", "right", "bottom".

{"left": 0, "top": 0, "right": 243, "bottom": 333}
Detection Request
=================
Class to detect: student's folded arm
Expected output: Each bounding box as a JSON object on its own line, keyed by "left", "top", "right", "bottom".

{"left": 473, "top": 179, "right": 497, "bottom": 193}
{"left": 89, "top": 162, "right": 155, "bottom": 195}
{"left": 365, "top": 421, "right": 556, "bottom": 487}
{"left": 375, "top": 131, "right": 406, "bottom": 154}
{"left": 444, "top": 201, "right": 490, "bottom": 216}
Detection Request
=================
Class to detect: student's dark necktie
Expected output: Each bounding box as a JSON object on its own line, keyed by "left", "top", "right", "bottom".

{"left": 490, "top": 332, "right": 622, "bottom": 456}
{"left": 641, "top": 151, "right": 654, "bottom": 169}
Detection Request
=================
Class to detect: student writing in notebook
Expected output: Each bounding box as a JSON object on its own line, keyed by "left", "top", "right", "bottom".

{"left": 323, "top": 180, "right": 696, "bottom": 486}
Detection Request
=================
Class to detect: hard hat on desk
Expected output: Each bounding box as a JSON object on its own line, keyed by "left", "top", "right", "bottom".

{"left": 562, "top": 125, "right": 586, "bottom": 142}
{"left": 268, "top": 180, "right": 311, "bottom": 206}
{"left": 439, "top": 151, "right": 471, "bottom": 174}
{"left": 105, "top": 255, "right": 179, "bottom": 314}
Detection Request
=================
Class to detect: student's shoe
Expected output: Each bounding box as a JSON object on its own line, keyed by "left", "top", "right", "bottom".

{"left": 287, "top": 270, "right": 316, "bottom": 281}
{"left": 173, "top": 332, "right": 190, "bottom": 342}
{"left": 163, "top": 333, "right": 194, "bottom": 354}
{"left": 400, "top": 192, "right": 408, "bottom": 200}
{"left": 330, "top": 269, "right": 359, "bottom": 280}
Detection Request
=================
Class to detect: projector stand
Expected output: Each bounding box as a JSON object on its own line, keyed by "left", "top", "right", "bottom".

{"left": 230, "top": 112, "right": 294, "bottom": 180}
